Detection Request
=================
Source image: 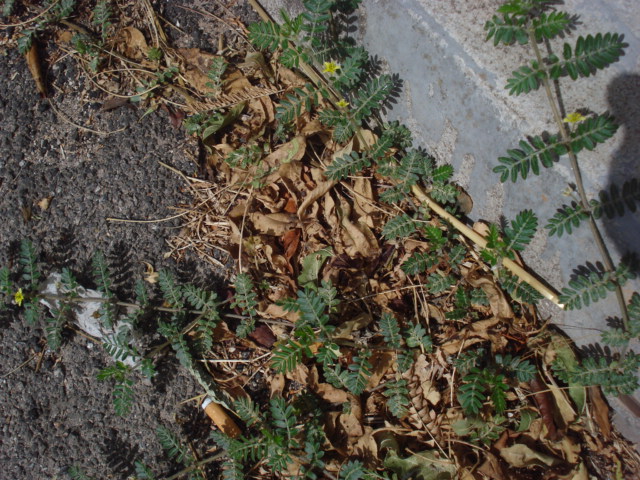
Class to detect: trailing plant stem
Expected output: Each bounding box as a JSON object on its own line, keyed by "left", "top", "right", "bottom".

{"left": 410, "top": 183, "right": 561, "bottom": 305}
{"left": 528, "top": 30, "right": 630, "bottom": 330}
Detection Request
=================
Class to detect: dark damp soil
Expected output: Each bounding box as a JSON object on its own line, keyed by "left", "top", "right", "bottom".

{"left": 0, "top": 1, "right": 258, "bottom": 478}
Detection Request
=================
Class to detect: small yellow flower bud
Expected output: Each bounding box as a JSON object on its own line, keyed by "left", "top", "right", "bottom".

{"left": 563, "top": 112, "right": 587, "bottom": 124}
{"left": 14, "top": 288, "right": 24, "bottom": 307}
{"left": 322, "top": 61, "right": 341, "bottom": 75}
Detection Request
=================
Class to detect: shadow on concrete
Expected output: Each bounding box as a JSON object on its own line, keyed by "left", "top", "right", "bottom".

{"left": 603, "top": 73, "right": 640, "bottom": 263}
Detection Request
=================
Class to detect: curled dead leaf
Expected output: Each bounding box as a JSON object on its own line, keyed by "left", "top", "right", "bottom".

{"left": 249, "top": 212, "right": 298, "bottom": 236}
{"left": 37, "top": 197, "right": 52, "bottom": 211}
{"left": 462, "top": 266, "right": 513, "bottom": 319}
{"left": 25, "top": 42, "right": 46, "bottom": 97}
{"left": 499, "top": 443, "right": 562, "bottom": 468}
{"left": 115, "top": 27, "right": 149, "bottom": 61}
{"left": 263, "top": 136, "right": 306, "bottom": 166}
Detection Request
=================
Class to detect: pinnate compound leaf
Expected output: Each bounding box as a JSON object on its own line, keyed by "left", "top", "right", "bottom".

{"left": 234, "top": 397, "right": 262, "bottom": 427}
{"left": 494, "top": 135, "right": 563, "bottom": 182}
{"left": 504, "top": 209, "right": 538, "bottom": 252}
{"left": 545, "top": 202, "right": 589, "bottom": 237}
{"left": 506, "top": 61, "right": 545, "bottom": 95}
{"left": 248, "top": 21, "right": 289, "bottom": 51}
{"left": 272, "top": 339, "right": 306, "bottom": 373}
{"left": 20, "top": 239, "right": 41, "bottom": 289}
{"left": 426, "top": 272, "right": 454, "bottom": 294}
{"left": 276, "top": 85, "right": 322, "bottom": 124}
{"left": 560, "top": 269, "right": 616, "bottom": 310}
{"left": 401, "top": 251, "right": 438, "bottom": 275}
{"left": 352, "top": 74, "right": 394, "bottom": 122}
{"left": 339, "top": 460, "right": 365, "bottom": 480}
{"left": 381, "top": 214, "right": 416, "bottom": 240}
{"left": 459, "top": 368, "right": 485, "bottom": 415}
{"left": 343, "top": 352, "right": 372, "bottom": 395}
{"left": 379, "top": 312, "right": 401, "bottom": 348}
{"left": 158, "top": 269, "right": 183, "bottom": 308}
{"left": 484, "top": 13, "right": 528, "bottom": 46}
{"left": 532, "top": 11, "right": 572, "bottom": 42}
{"left": 569, "top": 114, "right": 618, "bottom": 153}
{"left": 558, "top": 33, "right": 627, "bottom": 81}
{"left": 383, "top": 379, "right": 410, "bottom": 418}
{"left": 232, "top": 273, "right": 258, "bottom": 338}
{"left": 405, "top": 323, "right": 432, "bottom": 351}
{"left": 325, "top": 151, "right": 370, "bottom": 180}
{"left": 157, "top": 425, "right": 190, "bottom": 464}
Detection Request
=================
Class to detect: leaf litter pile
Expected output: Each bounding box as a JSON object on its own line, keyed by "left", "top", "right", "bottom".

{"left": 5, "top": 0, "right": 640, "bottom": 478}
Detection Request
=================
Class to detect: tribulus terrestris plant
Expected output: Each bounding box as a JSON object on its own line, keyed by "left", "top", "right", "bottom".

{"left": 0, "top": 239, "right": 233, "bottom": 416}
{"left": 485, "top": 0, "right": 640, "bottom": 395}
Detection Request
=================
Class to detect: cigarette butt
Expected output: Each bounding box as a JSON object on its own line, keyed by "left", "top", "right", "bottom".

{"left": 201, "top": 397, "right": 242, "bottom": 438}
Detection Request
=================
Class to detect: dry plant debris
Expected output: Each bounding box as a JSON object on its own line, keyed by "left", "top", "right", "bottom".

{"left": 2, "top": 0, "right": 639, "bottom": 478}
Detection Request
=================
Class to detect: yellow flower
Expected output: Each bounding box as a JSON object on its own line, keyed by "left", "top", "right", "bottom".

{"left": 322, "top": 61, "right": 341, "bottom": 75}
{"left": 563, "top": 112, "right": 587, "bottom": 124}
{"left": 336, "top": 99, "right": 349, "bottom": 108}
{"left": 14, "top": 288, "right": 24, "bottom": 307}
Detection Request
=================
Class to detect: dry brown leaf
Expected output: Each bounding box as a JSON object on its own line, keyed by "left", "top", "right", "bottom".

{"left": 530, "top": 374, "right": 560, "bottom": 440}
{"left": 562, "top": 462, "right": 588, "bottom": 480}
{"left": 301, "top": 119, "right": 325, "bottom": 137}
{"left": 333, "top": 312, "right": 372, "bottom": 339}
{"left": 101, "top": 96, "right": 129, "bottom": 111}
{"left": 366, "top": 351, "right": 394, "bottom": 389}
{"left": 473, "top": 221, "right": 490, "bottom": 238}
{"left": 477, "top": 452, "right": 505, "bottom": 480}
{"left": 263, "top": 136, "right": 306, "bottom": 166}
{"left": 352, "top": 177, "right": 377, "bottom": 217}
{"left": 248, "top": 324, "right": 276, "bottom": 348}
{"left": 211, "top": 321, "right": 236, "bottom": 342}
{"left": 249, "top": 212, "right": 298, "bottom": 236}
{"left": 57, "top": 30, "right": 73, "bottom": 44}
{"left": 269, "top": 373, "right": 286, "bottom": 398}
{"left": 456, "top": 187, "right": 474, "bottom": 214}
{"left": 262, "top": 302, "right": 300, "bottom": 323}
{"left": 547, "top": 375, "right": 577, "bottom": 425}
{"left": 337, "top": 195, "right": 379, "bottom": 257}
{"left": 37, "top": 196, "right": 52, "bottom": 211}
{"left": 588, "top": 385, "right": 611, "bottom": 440}
{"left": 440, "top": 336, "right": 485, "bottom": 355}
{"left": 462, "top": 266, "right": 513, "bottom": 319}
{"left": 142, "top": 261, "right": 159, "bottom": 284}
{"left": 353, "top": 129, "right": 377, "bottom": 150}
{"left": 297, "top": 176, "right": 336, "bottom": 220}
{"left": 296, "top": 140, "right": 350, "bottom": 219}
{"left": 223, "top": 69, "right": 253, "bottom": 94}
{"left": 558, "top": 435, "right": 581, "bottom": 464}
{"left": 308, "top": 366, "right": 349, "bottom": 403}
{"left": 339, "top": 407, "right": 364, "bottom": 439}
{"left": 240, "top": 51, "right": 273, "bottom": 78}
{"left": 116, "top": 27, "right": 149, "bottom": 61}
{"left": 352, "top": 426, "right": 378, "bottom": 467}
{"left": 282, "top": 229, "right": 301, "bottom": 262}
{"left": 178, "top": 48, "right": 225, "bottom": 95}
{"left": 277, "top": 66, "right": 306, "bottom": 88}
{"left": 286, "top": 363, "right": 309, "bottom": 385}
{"left": 499, "top": 443, "right": 562, "bottom": 468}
{"left": 25, "top": 43, "right": 46, "bottom": 97}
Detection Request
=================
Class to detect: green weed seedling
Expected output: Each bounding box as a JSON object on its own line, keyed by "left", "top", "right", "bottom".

{"left": 0, "top": 239, "right": 230, "bottom": 417}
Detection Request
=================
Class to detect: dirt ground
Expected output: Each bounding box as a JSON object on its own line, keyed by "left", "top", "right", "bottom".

{"left": 0, "top": 1, "right": 258, "bottom": 478}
